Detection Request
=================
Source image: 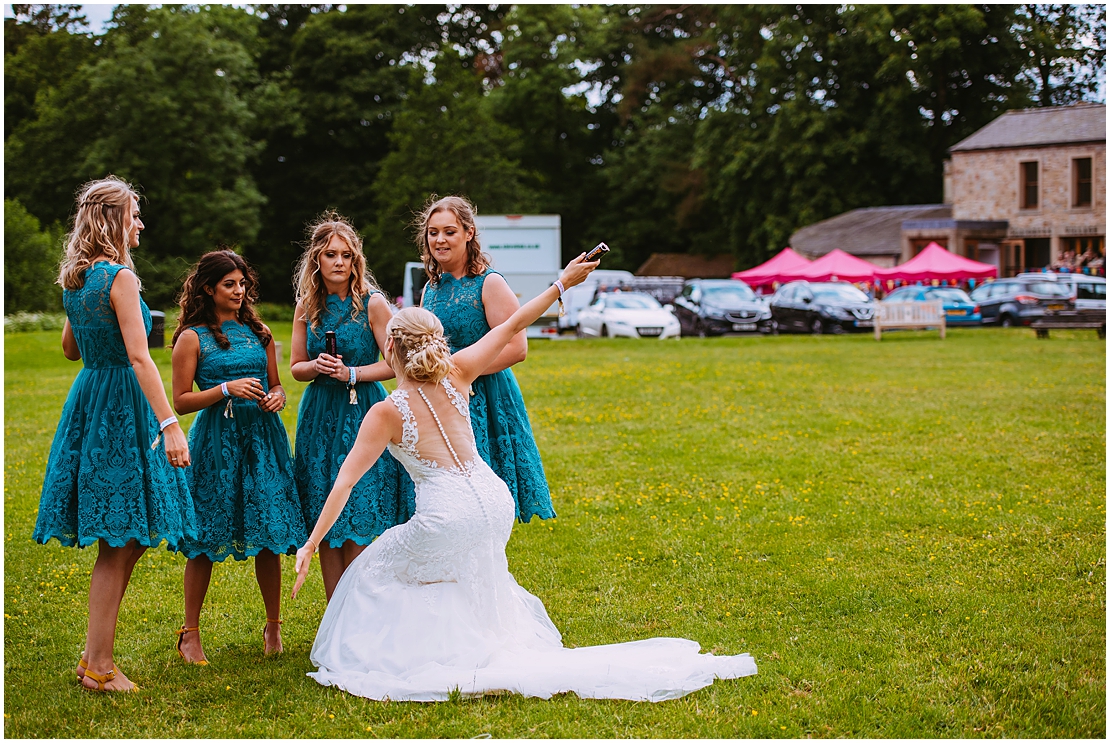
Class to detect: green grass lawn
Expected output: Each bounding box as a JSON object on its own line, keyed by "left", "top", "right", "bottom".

{"left": 4, "top": 325, "right": 1105, "bottom": 738}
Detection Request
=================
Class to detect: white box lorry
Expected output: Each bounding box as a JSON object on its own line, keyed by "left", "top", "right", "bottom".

{"left": 401, "top": 214, "right": 562, "bottom": 337}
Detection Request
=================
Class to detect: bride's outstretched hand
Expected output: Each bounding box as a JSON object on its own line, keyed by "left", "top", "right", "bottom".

{"left": 291, "top": 542, "right": 315, "bottom": 599}
{"left": 559, "top": 253, "right": 601, "bottom": 290}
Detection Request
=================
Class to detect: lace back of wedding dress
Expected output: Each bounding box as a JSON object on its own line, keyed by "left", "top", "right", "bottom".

{"left": 389, "top": 377, "right": 481, "bottom": 478}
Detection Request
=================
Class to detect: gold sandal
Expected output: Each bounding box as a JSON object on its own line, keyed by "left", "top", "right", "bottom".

{"left": 175, "top": 625, "right": 208, "bottom": 666}
{"left": 81, "top": 666, "right": 138, "bottom": 693}
{"left": 263, "top": 618, "right": 283, "bottom": 655}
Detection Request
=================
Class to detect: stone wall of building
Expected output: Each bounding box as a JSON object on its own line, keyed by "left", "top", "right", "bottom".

{"left": 949, "top": 143, "right": 1105, "bottom": 262}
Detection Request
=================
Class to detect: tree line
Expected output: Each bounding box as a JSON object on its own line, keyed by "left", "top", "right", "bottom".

{"left": 5, "top": 3, "right": 1105, "bottom": 310}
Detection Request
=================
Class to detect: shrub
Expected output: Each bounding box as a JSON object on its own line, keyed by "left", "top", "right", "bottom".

{"left": 4, "top": 199, "right": 64, "bottom": 313}
{"left": 254, "top": 302, "right": 296, "bottom": 322}
{"left": 4, "top": 311, "right": 68, "bottom": 332}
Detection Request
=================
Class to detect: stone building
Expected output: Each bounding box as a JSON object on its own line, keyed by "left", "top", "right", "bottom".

{"left": 789, "top": 103, "right": 1105, "bottom": 277}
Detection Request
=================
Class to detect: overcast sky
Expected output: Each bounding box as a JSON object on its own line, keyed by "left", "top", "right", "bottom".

{"left": 5, "top": 4, "right": 121, "bottom": 31}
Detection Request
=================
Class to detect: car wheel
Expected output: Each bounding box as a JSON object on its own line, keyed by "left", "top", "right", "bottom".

{"left": 601, "top": 323, "right": 609, "bottom": 338}
{"left": 1000, "top": 314, "right": 1015, "bottom": 328}
{"left": 696, "top": 320, "right": 708, "bottom": 338}
{"left": 811, "top": 317, "right": 824, "bottom": 335}
{"left": 769, "top": 318, "right": 780, "bottom": 335}
{"left": 575, "top": 324, "right": 586, "bottom": 339}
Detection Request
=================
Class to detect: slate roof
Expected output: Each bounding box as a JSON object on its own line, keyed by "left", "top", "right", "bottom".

{"left": 790, "top": 204, "right": 952, "bottom": 259}
{"left": 635, "top": 253, "right": 736, "bottom": 278}
{"left": 949, "top": 103, "right": 1106, "bottom": 152}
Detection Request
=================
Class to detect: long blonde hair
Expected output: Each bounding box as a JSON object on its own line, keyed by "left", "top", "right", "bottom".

{"left": 386, "top": 307, "right": 453, "bottom": 384}
{"left": 57, "top": 176, "right": 141, "bottom": 291}
{"left": 414, "top": 195, "right": 491, "bottom": 285}
{"left": 293, "top": 210, "right": 382, "bottom": 330}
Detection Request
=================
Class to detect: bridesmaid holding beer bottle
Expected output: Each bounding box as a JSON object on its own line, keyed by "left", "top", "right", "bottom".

{"left": 290, "top": 212, "right": 414, "bottom": 600}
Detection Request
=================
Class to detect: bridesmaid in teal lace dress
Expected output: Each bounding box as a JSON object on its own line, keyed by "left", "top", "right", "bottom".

{"left": 417, "top": 196, "right": 555, "bottom": 522}
{"left": 291, "top": 212, "right": 414, "bottom": 600}
{"left": 34, "top": 176, "right": 195, "bottom": 693}
{"left": 170, "top": 251, "right": 305, "bottom": 663}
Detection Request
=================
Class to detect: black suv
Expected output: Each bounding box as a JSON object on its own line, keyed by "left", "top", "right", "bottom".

{"left": 673, "top": 279, "right": 771, "bottom": 336}
{"left": 769, "top": 281, "right": 875, "bottom": 334}
{"left": 968, "top": 278, "right": 1073, "bottom": 326}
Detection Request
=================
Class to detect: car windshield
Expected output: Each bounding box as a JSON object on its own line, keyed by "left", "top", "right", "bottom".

{"left": 811, "top": 284, "right": 869, "bottom": 302}
{"left": 604, "top": 294, "right": 661, "bottom": 310}
{"left": 1023, "top": 281, "right": 1071, "bottom": 297}
{"left": 924, "top": 288, "right": 971, "bottom": 303}
{"left": 702, "top": 284, "right": 755, "bottom": 303}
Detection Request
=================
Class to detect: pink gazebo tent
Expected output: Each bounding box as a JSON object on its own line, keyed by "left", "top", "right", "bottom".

{"left": 876, "top": 242, "right": 997, "bottom": 282}
{"left": 731, "top": 247, "right": 811, "bottom": 287}
{"left": 798, "top": 249, "right": 879, "bottom": 283}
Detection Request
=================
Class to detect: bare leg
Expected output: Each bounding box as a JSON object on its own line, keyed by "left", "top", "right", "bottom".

{"left": 255, "top": 550, "right": 283, "bottom": 654}
{"left": 178, "top": 555, "right": 213, "bottom": 663}
{"left": 81, "top": 539, "right": 146, "bottom": 691}
{"left": 341, "top": 540, "right": 367, "bottom": 572}
{"left": 78, "top": 545, "right": 146, "bottom": 676}
{"left": 318, "top": 542, "right": 344, "bottom": 602}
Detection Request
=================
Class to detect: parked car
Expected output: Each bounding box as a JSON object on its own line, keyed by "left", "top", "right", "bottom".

{"left": 1017, "top": 272, "right": 1106, "bottom": 311}
{"left": 557, "top": 269, "right": 635, "bottom": 332}
{"left": 882, "top": 286, "right": 982, "bottom": 325}
{"left": 769, "top": 281, "right": 876, "bottom": 334}
{"left": 673, "top": 279, "right": 771, "bottom": 336}
{"left": 969, "top": 278, "right": 1074, "bottom": 326}
{"left": 576, "top": 291, "right": 681, "bottom": 339}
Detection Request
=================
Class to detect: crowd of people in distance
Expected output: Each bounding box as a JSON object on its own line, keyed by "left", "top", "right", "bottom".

{"left": 1051, "top": 246, "right": 1105, "bottom": 273}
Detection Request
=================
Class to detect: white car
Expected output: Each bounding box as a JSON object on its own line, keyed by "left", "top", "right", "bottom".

{"left": 575, "top": 292, "right": 681, "bottom": 339}
{"left": 1018, "top": 271, "right": 1105, "bottom": 310}
{"left": 557, "top": 269, "right": 636, "bottom": 331}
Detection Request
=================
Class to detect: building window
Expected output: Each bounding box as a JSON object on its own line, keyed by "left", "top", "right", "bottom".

{"left": 1020, "top": 161, "right": 1039, "bottom": 209}
{"left": 1074, "top": 157, "right": 1092, "bottom": 207}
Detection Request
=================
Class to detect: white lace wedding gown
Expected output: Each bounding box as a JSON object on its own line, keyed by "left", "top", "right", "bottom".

{"left": 308, "top": 378, "right": 757, "bottom": 701}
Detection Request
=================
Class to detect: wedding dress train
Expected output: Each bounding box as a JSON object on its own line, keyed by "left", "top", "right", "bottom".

{"left": 308, "top": 379, "right": 757, "bottom": 701}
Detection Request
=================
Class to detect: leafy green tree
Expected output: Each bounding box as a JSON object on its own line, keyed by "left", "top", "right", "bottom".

{"left": 247, "top": 4, "right": 445, "bottom": 300}
{"left": 4, "top": 5, "right": 94, "bottom": 140}
{"left": 369, "top": 50, "right": 540, "bottom": 292}
{"left": 6, "top": 4, "right": 266, "bottom": 303}
{"left": 1013, "top": 4, "right": 1106, "bottom": 106}
{"left": 488, "top": 4, "right": 627, "bottom": 262}
{"left": 4, "top": 198, "right": 63, "bottom": 313}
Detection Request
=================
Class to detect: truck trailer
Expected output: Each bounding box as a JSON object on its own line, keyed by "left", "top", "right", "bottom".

{"left": 401, "top": 214, "right": 562, "bottom": 337}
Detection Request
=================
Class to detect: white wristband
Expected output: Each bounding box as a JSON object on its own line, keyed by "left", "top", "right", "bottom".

{"left": 554, "top": 279, "right": 566, "bottom": 296}
{"left": 221, "top": 382, "right": 230, "bottom": 398}
{"left": 159, "top": 415, "right": 178, "bottom": 432}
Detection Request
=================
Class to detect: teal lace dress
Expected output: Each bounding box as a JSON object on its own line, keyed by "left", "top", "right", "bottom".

{"left": 33, "top": 261, "right": 197, "bottom": 549}
{"left": 181, "top": 323, "right": 306, "bottom": 561}
{"left": 295, "top": 293, "right": 416, "bottom": 547}
{"left": 421, "top": 270, "right": 554, "bottom": 522}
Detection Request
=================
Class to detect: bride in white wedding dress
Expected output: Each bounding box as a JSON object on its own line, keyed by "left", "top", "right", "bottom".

{"left": 291, "top": 254, "right": 757, "bottom": 702}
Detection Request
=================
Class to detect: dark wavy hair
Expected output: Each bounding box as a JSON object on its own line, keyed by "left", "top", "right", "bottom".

{"left": 171, "top": 250, "right": 271, "bottom": 349}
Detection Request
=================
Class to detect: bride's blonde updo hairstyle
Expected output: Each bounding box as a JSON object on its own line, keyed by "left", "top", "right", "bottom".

{"left": 58, "top": 175, "right": 141, "bottom": 290}
{"left": 386, "top": 307, "right": 453, "bottom": 384}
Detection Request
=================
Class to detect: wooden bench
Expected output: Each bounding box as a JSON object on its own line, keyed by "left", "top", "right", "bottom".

{"left": 1030, "top": 309, "right": 1106, "bottom": 339}
{"left": 874, "top": 301, "right": 946, "bottom": 340}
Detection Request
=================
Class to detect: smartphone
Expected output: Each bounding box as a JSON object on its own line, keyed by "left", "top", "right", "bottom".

{"left": 584, "top": 242, "right": 609, "bottom": 262}
{"left": 324, "top": 330, "right": 338, "bottom": 357}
